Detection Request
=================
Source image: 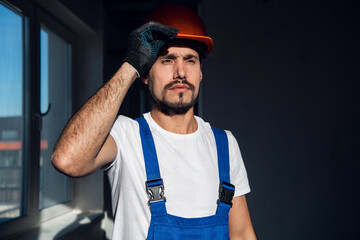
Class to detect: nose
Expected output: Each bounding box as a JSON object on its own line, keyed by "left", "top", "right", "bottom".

{"left": 173, "top": 61, "right": 186, "bottom": 80}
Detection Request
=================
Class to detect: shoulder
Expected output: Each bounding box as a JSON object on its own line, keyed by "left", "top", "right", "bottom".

{"left": 111, "top": 114, "right": 146, "bottom": 132}
{"left": 195, "top": 115, "right": 212, "bottom": 133}
{"left": 224, "top": 130, "right": 238, "bottom": 146}
{"left": 113, "top": 114, "right": 138, "bottom": 127}
{"left": 196, "top": 116, "right": 237, "bottom": 142}
{"left": 110, "top": 115, "right": 141, "bottom": 143}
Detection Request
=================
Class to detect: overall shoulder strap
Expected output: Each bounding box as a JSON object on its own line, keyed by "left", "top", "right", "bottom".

{"left": 211, "top": 126, "right": 230, "bottom": 183}
{"left": 211, "top": 126, "right": 235, "bottom": 216}
{"left": 136, "top": 116, "right": 167, "bottom": 216}
{"left": 136, "top": 116, "right": 161, "bottom": 180}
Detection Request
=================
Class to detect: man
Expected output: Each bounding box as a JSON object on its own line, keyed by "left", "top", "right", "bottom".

{"left": 52, "top": 4, "right": 256, "bottom": 240}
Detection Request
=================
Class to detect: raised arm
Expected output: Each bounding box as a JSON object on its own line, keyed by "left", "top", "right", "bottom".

{"left": 51, "top": 22, "right": 178, "bottom": 177}
{"left": 51, "top": 63, "right": 136, "bottom": 177}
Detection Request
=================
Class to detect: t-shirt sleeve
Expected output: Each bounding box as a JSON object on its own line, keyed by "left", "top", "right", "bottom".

{"left": 101, "top": 116, "right": 123, "bottom": 171}
{"left": 104, "top": 115, "right": 138, "bottom": 214}
{"left": 226, "top": 130, "right": 251, "bottom": 197}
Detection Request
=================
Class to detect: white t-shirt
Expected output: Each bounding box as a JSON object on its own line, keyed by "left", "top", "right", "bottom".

{"left": 107, "top": 113, "right": 250, "bottom": 240}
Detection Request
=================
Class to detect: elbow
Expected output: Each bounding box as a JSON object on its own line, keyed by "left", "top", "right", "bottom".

{"left": 51, "top": 151, "right": 82, "bottom": 177}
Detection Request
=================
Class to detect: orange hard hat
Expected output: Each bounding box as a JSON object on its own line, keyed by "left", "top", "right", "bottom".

{"left": 145, "top": 4, "right": 213, "bottom": 54}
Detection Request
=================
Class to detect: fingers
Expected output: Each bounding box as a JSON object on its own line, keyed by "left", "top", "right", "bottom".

{"left": 138, "top": 22, "right": 178, "bottom": 55}
{"left": 138, "top": 21, "right": 179, "bottom": 40}
{"left": 124, "top": 21, "right": 179, "bottom": 76}
{"left": 147, "top": 21, "right": 179, "bottom": 40}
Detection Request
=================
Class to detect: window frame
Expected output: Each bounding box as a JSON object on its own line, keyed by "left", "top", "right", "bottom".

{"left": 37, "top": 6, "right": 74, "bottom": 216}
{"left": 0, "top": 0, "right": 76, "bottom": 238}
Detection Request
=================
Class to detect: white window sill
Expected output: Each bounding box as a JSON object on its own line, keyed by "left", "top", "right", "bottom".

{"left": 14, "top": 210, "right": 105, "bottom": 240}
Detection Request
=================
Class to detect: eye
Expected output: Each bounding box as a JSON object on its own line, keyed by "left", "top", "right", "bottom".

{"left": 186, "top": 59, "right": 196, "bottom": 64}
{"left": 161, "top": 59, "right": 173, "bottom": 64}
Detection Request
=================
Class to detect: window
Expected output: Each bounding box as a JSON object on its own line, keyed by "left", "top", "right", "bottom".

{"left": 0, "top": 1, "right": 24, "bottom": 223}
{"left": 0, "top": 0, "right": 74, "bottom": 237}
{"left": 39, "top": 25, "right": 71, "bottom": 210}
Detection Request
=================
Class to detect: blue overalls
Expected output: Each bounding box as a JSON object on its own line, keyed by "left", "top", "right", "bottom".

{"left": 136, "top": 116, "right": 235, "bottom": 239}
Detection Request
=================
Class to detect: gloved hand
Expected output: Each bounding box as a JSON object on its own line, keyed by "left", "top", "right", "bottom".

{"left": 124, "top": 21, "right": 179, "bottom": 77}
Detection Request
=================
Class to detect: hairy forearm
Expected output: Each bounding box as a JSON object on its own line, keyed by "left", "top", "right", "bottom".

{"left": 52, "top": 62, "right": 137, "bottom": 176}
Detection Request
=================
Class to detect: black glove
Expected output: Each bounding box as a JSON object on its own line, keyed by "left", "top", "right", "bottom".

{"left": 124, "top": 21, "right": 179, "bottom": 77}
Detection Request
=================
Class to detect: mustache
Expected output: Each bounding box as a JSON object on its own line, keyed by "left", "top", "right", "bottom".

{"left": 163, "top": 79, "right": 195, "bottom": 92}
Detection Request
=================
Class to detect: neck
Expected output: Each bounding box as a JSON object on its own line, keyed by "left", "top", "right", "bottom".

{"left": 150, "top": 106, "right": 198, "bottom": 134}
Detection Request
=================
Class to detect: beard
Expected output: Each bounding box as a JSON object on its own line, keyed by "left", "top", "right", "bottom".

{"left": 149, "top": 79, "right": 198, "bottom": 116}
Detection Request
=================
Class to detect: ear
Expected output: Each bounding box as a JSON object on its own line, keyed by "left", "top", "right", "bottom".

{"left": 141, "top": 75, "right": 149, "bottom": 85}
{"left": 200, "top": 70, "right": 203, "bottom": 82}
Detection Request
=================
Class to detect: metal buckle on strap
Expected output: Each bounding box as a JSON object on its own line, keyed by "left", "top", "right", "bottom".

{"left": 145, "top": 178, "right": 166, "bottom": 205}
{"left": 217, "top": 182, "right": 235, "bottom": 206}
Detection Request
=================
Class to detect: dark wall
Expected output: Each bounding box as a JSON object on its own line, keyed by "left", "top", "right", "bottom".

{"left": 201, "top": 0, "right": 360, "bottom": 239}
